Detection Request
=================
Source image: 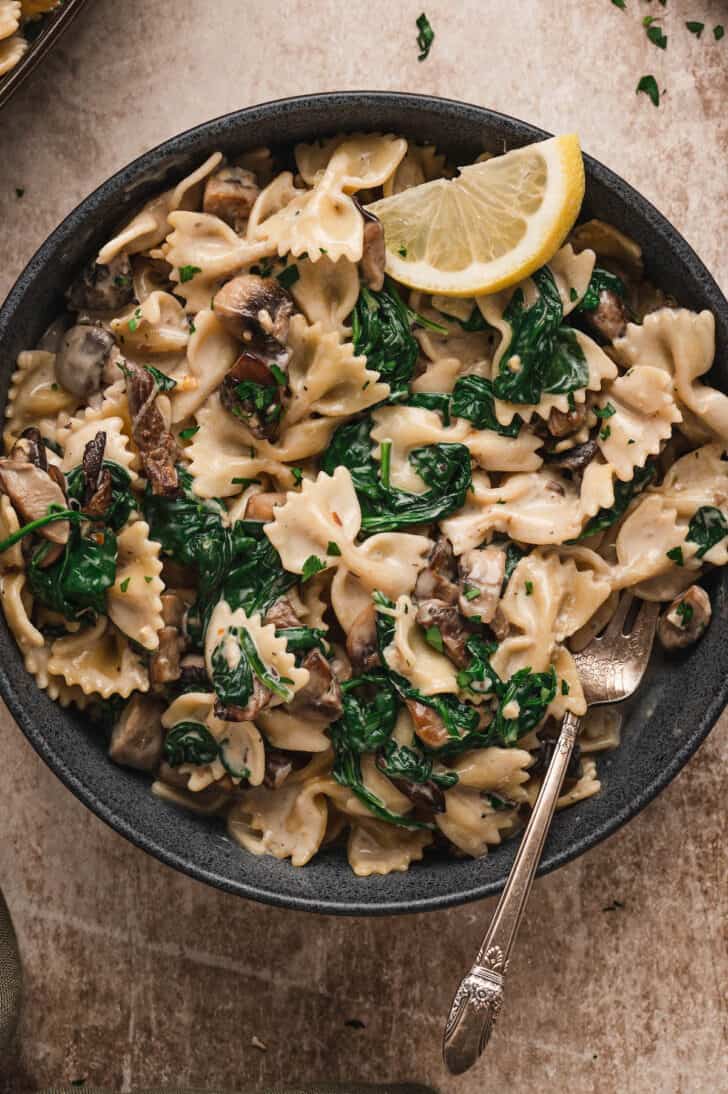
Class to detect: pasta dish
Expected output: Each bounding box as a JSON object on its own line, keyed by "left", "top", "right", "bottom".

{"left": 1, "top": 133, "right": 725, "bottom": 877}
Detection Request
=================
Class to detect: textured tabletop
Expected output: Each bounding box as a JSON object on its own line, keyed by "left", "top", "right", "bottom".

{"left": 0, "top": 2, "right": 726, "bottom": 1092}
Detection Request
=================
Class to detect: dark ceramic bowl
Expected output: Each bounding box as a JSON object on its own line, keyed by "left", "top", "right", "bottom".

{"left": 1, "top": 93, "right": 726, "bottom": 914}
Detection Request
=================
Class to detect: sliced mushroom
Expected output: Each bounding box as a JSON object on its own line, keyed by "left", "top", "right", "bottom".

{"left": 66, "top": 253, "right": 135, "bottom": 313}
{"left": 264, "top": 595, "right": 302, "bottom": 630}
{"left": 457, "top": 546, "right": 506, "bottom": 623}
{"left": 108, "top": 694, "right": 166, "bottom": 772}
{"left": 219, "top": 352, "right": 283, "bottom": 440}
{"left": 178, "top": 653, "right": 209, "bottom": 689}
{"left": 244, "top": 491, "right": 287, "bottom": 522}
{"left": 123, "top": 360, "right": 179, "bottom": 495}
{"left": 216, "top": 675, "right": 272, "bottom": 722}
{"left": 376, "top": 756, "right": 446, "bottom": 813}
{"left": 547, "top": 401, "right": 588, "bottom": 439}
{"left": 79, "top": 431, "right": 114, "bottom": 519}
{"left": 414, "top": 535, "right": 459, "bottom": 605}
{"left": 406, "top": 698, "right": 450, "bottom": 749}
{"left": 55, "top": 324, "right": 115, "bottom": 399}
{"left": 580, "top": 289, "right": 628, "bottom": 344}
{"left": 203, "top": 165, "right": 260, "bottom": 234}
{"left": 355, "top": 201, "right": 386, "bottom": 291}
{"left": 657, "top": 585, "right": 711, "bottom": 650}
{"left": 263, "top": 748, "right": 294, "bottom": 790}
{"left": 0, "top": 459, "right": 69, "bottom": 544}
{"left": 214, "top": 273, "right": 294, "bottom": 353}
{"left": 415, "top": 599, "right": 471, "bottom": 667}
{"left": 149, "top": 626, "right": 184, "bottom": 687}
{"left": 13, "top": 427, "right": 48, "bottom": 471}
{"left": 287, "top": 648, "right": 343, "bottom": 720}
{"left": 545, "top": 437, "right": 598, "bottom": 473}
{"left": 346, "top": 603, "right": 381, "bottom": 673}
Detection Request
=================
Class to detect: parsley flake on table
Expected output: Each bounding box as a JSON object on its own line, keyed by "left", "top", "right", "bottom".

{"left": 416, "top": 12, "right": 435, "bottom": 61}
{"left": 715, "top": 25, "right": 725, "bottom": 41}
{"left": 636, "top": 75, "right": 660, "bottom": 107}
{"left": 644, "top": 19, "right": 668, "bottom": 49}
{"left": 685, "top": 21, "right": 704, "bottom": 37}
{"left": 610, "top": 0, "right": 626, "bottom": 9}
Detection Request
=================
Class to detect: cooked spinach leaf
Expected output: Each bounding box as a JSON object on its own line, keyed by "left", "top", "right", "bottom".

{"left": 28, "top": 528, "right": 118, "bottom": 622}
{"left": 211, "top": 624, "right": 291, "bottom": 708}
{"left": 322, "top": 416, "right": 471, "bottom": 533}
{"left": 376, "top": 738, "right": 458, "bottom": 788}
{"left": 351, "top": 280, "right": 420, "bottom": 401}
{"left": 686, "top": 506, "right": 728, "bottom": 558}
{"left": 492, "top": 267, "right": 589, "bottom": 404}
{"left": 571, "top": 462, "right": 655, "bottom": 541}
{"left": 328, "top": 672, "right": 432, "bottom": 828}
{"left": 275, "top": 626, "right": 328, "bottom": 654}
{"left": 143, "top": 465, "right": 226, "bottom": 568}
{"left": 575, "top": 267, "right": 626, "bottom": 312}
{"left": 492, "top": 666, "right": 557, "bottom": 744}
{"left": 450, "top": 375, "right": 521, "bottom": 436}
{"left": 164, "top": 721, "right": 219, "bottom": 766}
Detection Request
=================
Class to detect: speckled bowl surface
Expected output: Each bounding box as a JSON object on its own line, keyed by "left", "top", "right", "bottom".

{"left": 1, "top": 92, "right": 726, "bottom": 915}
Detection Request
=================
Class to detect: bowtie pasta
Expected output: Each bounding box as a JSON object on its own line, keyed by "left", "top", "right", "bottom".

{"left": 1, "top": 133, "right": 726, "bottom": 878}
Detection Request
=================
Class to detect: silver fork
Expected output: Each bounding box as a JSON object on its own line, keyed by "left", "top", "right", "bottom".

{"left": 442, "top": 592, "right": 660, "bottom": 1076}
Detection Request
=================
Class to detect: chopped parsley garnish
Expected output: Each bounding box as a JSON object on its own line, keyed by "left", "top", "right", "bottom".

{"left": 424, "top": 625, "right": 444, "bottom": 653}
{"left": 594, "top": 402, "right": 616, "bottom": 419}
{"left": 188, "top": 318, "right": 196, "bottom": 334}
{"left": 379, "top": 439, "right": 392, "bottom": 489}
{"left": 636, "top": 75, "right": 660, "bottom": 107}
{"left": 416, "top": 12, "right": 435, "bottom": 60}
{"left": 179, "top": 264, "right": 202, "bottom": 283}
{"left": 15, "top": 187, "right": 24, "bottom": 198}
{"left": 686, "top": 506, "right": 728, "bottom": 558}
{"left": 128, "top": 307, "right": 142, "bottom": 332}
{"left": 524, "top": 580, "right": 534, "bottom": 596}
{"left": 599, "top": 424, "right": 612, "bottom": 441}
{"left": 269, "top": 364, "right": 287, "bottom": 386}
{"left": 301, "top": 555, "right": 327, "bottom": 582}
{"left": 290, "top": 466, "right": 303, "bottom": 486}
{"left": 144, "top": 575, "right": 153, "bottom": 583}
{"left": 561, "top": 679, "right": 570, "bottom": 696}
{"left": 114, "top": 274, "right": 131, "bottom": 288}
{"left": 398, "top": 244, "right": 408, "bottom": 257}
{"left": 179, "top": 425, "right": 200, "bottom": 441}
{"left": 326, "top": 541, "right": 342, "bottom": 556}
{"left": 675, "top": 601, "right": 693, "bottom": 627}
{"left": 685, "top": 21, "right": 704, "bottom": 37}
{"left": 119, "top": 577, "right": 130, "bottom": 593}
{"left": 463, "top": 585, "right": 480, "bottom": 601}
{"left": 276, "top": 265, "right": 300, "bottom": 290}
{"left": 643, "top": 16, "right": 667, "bottom": 49}
{"left": 666, "top": 546, "right": 684, "bottom": 566}
{"left": 714, "top": 25, "right": 725, "bottom": 41}
{"left": 231, "top": 477, "right": 261, "bottom": 488}
{"left": 144, "top": 365, "right": 177, "bottom": 393}
{"left": 569, "top": 287, "right": 579, "bottom": 302}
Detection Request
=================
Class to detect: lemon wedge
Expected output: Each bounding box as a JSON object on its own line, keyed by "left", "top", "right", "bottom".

{"left": 366, "top": 134, "right": 585, "bottom": 297}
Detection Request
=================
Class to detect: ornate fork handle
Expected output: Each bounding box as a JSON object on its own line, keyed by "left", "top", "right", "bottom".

{"left": 443, "top": 711, "right": 581, "bottom": 1075}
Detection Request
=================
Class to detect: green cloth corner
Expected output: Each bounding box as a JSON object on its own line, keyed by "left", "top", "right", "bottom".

{"left": 1, "top": 889, "right": 435, "bottom": 1094}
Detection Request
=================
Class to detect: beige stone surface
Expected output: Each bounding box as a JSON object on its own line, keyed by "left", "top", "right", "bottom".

{"left": 0, "top": 1, "right": 726, "bottom": 1091}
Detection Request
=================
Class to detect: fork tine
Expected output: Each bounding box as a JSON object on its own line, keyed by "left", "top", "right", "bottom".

{"left": 630, "top": 598, "right": 660, "bottom": 661}
{"left": 603, "top": 591, "right": 634, "bottom": 640}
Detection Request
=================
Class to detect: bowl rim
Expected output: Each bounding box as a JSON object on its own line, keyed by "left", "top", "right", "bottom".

{"left": 1, "top": 90, "right": 727, "bottom": 915}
